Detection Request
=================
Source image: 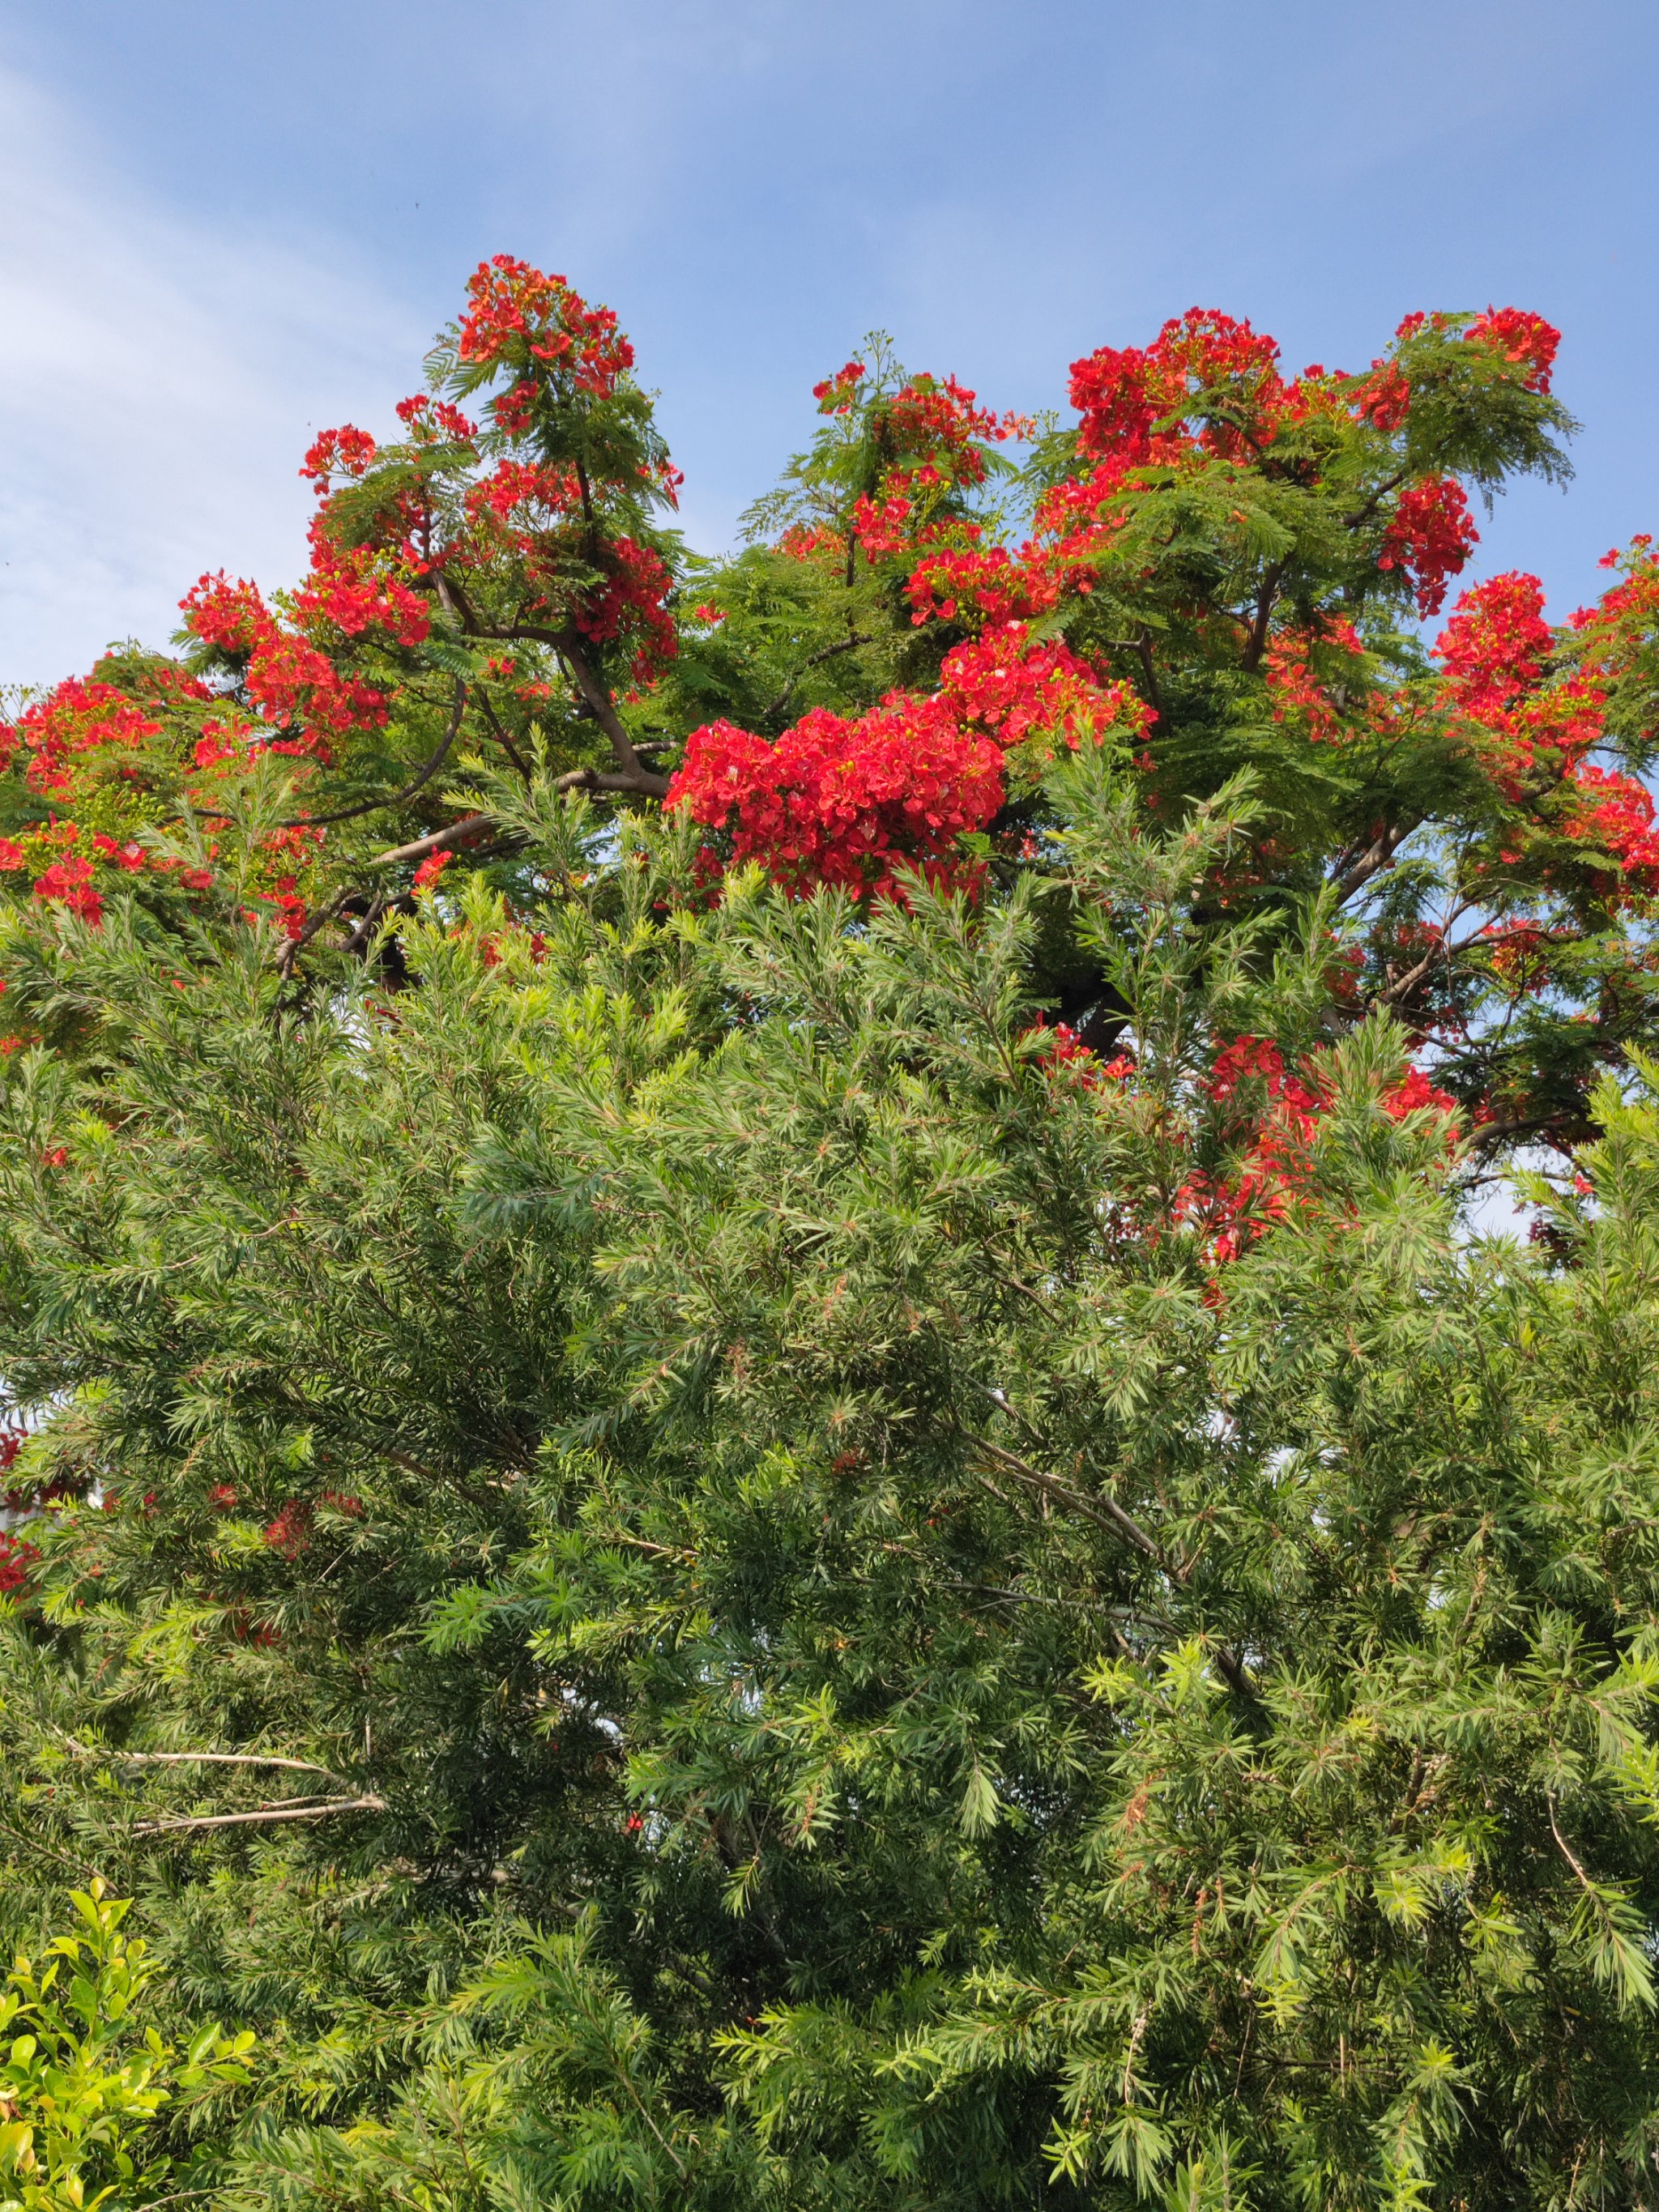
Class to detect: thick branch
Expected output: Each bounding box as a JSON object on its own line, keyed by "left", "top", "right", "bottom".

{"left": 505, "top": 624, "right": 669, "bottom": 797}
{"left": 1241, "top": 558, "right": 1291, "bottom": 673}
{"left": 1333, "top": 821, "right": 1414, "bottom": 904}
{"left": 553, "top": 765, "right": 677, "bottom": 799}
{"left": 365, "top": 813, "right": 497, "bottom": 869}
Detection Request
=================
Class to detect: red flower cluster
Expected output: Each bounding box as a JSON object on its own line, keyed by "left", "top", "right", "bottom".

{"left": 458, "top": 254, "right": 635, "bottom": 399}
{"left": 1467, "top": 307, "right": 1560, "bottom": 394}
{"left": 2, "top": 680, "right": 165, "bottom": 798}
{"left": 669, "top": 697, "right": 1004, "bottom": 900}
{"left": 181, "top": 571, "right": 390, "bottom": 744}
{"left": 33, "top": 855, "right": 101, "bottom": 923}
{"left": 300, "top": 423, "right": 378, "bottom": 496}
{"left": 412, "top": 849, "right": 454, "bottom": 890}
{"left": 876, "top": 375, "right": 1026, "bottom": 479}
{"left": 394, "top": 392, "right": 479, "bottom": 444}
{"left": 262, "top": 1499, "right": 312, "bottom": 1557}
{"left": 1025, "top": 1016, "right": 1133, "bottom": 1089}
{"left": 1561, "top": 764, "right": 1659, "bottom": 891}
{"left": 1355, "top": 360, "right": 1412, "bottom": 433}
{"left": 812, "top": 358, "right": 866, "bottom": 415}
{"left": 1378, "top": 476, "right": 1479, "bottom": 616}
{"left": 1438, "top": 572, "right": 1554, "bottom": 718}
{"left": 1435, "top": 572, "right": 1608, "bottom": 806}
{"left": 0, "top": 1529, "right": 39, "bottom": 1597}
{"left": 1069, "top": 309, "right": 1286, "bottom": 467}
{"left": 571, "top": 536, "right": 678, "bottom": 680}
{"left": 937, "top": 624, "right": 1152, "bottom": 759}
{"left": 292, "top": 539, "right": 430, "bottom": 647}
{"left": 906, "top": 544, "right": 1060, "bottom": 629}
{"left": 1264, "top": 622, "right": 1368, "bottom": 744}
{"left": 830, "top": 373, "right": 1030, "bottom": 574}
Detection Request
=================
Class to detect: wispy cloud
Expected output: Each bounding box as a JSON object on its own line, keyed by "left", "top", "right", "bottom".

{"left": 0, "top": 64, "right": 420, "bottom": 688}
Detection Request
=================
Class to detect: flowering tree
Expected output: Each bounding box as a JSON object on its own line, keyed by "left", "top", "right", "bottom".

{"left": 1, "top": 265, "right": 1658, "bottom": 2208}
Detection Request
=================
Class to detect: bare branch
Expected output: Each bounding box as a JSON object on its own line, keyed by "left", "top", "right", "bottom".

{"left": 365, "top": 813, "right": 497, "bottom": 869}
{"left": 970, "top": 1433, "right": 1163, "bottom": 1562}
{"left": 552, "top": 765, "right": 677, "bottom": 799}
{"left": 132, "top": 1794, "right": 386, "bottom": 1838}
{"left": 966, "top": 1434, "right": 1254, "bottom": 1697}
{"left": 70, "top": 1745, "right": 339, "bottom": 1779}
{"left": 1333, "top": 821, "right": 1414, "bottom": 904}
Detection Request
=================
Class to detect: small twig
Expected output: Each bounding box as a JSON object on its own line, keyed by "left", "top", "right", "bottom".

{"left": 966, "top": 1434, "right": 1254, "bottom": 1698}
{"left": 1546, "top": 1792, "right": 1595, "bottom": 1893}
{"left": 970, "top": 1433, "right": 1162, "bottom": 1562}
{"left": 761, "top": 631, "right": 873, "bottom": 723}
{"left": 282, "top": 679, "right": 468, "bottom": 829}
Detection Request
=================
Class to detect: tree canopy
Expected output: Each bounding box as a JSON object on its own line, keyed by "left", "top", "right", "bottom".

{"left": 2, "top": 262, "right": 1659, "bottom": 2209}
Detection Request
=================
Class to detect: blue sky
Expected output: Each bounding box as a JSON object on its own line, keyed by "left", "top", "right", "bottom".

{"left": 2, "top": 0, "right": 1655, "bottom": 686}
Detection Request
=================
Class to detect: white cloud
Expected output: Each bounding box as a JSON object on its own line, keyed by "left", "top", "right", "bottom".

{"left": 0, "top": 65, "right": 420, "bottom": 689}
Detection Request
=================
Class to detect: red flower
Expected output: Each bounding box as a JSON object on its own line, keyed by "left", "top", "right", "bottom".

{"left": 262, "top": 1499, "right": 313, "bottom": 1558}
{"left": 1561, "top": 764, "right": 1659, "bottom": 893}
{"left": 812, "top": 358, "right": 866, "bottom": 414}
{"left": 457, "top": 256, "right": 634, "bottom": 398}
{"left": 1467, "top": 307, "right": 1560, "bottom": 394}
{"left": 670, "top": 695, "right": 1004, "bottom": 901}
{"left": 1379, "top": 477, "right": 1478, "bottom": 616}
{"left": 32, "top": 856, "right": 102, "bottom": 923}
{"left": 0, "top": 1530, "right": 40, "bottom": 1597}
{"left": 300, "top": 424, "right": 378, "bottom": 495}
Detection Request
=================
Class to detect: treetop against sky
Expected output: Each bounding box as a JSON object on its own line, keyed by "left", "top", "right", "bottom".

{"left": 2, "top": 0, "right": 1657, "bottom": 684}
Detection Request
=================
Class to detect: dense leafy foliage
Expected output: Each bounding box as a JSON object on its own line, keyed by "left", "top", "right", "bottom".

{"left": 0, "top": 1882, "right": 251, "bottom": 2210}
{"left": 2, "top": 263, "right": 1659, "bottom": 2208}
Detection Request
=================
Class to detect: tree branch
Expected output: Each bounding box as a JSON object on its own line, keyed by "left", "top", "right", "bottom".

{"left": 762, "top": 631, "right": 873, "bottom": 724}
{"left": 283, "top": 680, "right": 468, "bottom": 829}
{"left": 276, "top": 889, "right": 353, "bottom": 978}
{"left": 365, "top": 813, "right": 498, "bottom": 869}
{"left": 70, "top": 1744, "right": 340, "bottom": 1779}
{"left": 552, "top": 765, "right": 678, "bottom": 799}
{"left": 504, "top": 624, "right": 669, "bottom": 796}
{"left": 966, "top": 1434, "right": 1254, "bottom": 1697}
{"left": 132, "top": 1794, "right": 385, "bottom": 1837}
{"left": 970, "top": 1433, "right": 1164, "bottom": 1562}
{"left": 1241, "top": 558, "right": 1291, "bottom": 673}
{"left": 1333, "top": 821, "right": 1414, "bottom": 904}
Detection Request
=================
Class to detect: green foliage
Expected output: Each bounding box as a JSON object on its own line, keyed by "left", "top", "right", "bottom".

{"left": 2, "top": 279, "right": 1659, "bottom": 2207}
{"left": 0, "top": 754, "right": 1657, "bottom": 2205}
{"left": 0, "top": 1882, "right": 252, "bottom": 2211}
